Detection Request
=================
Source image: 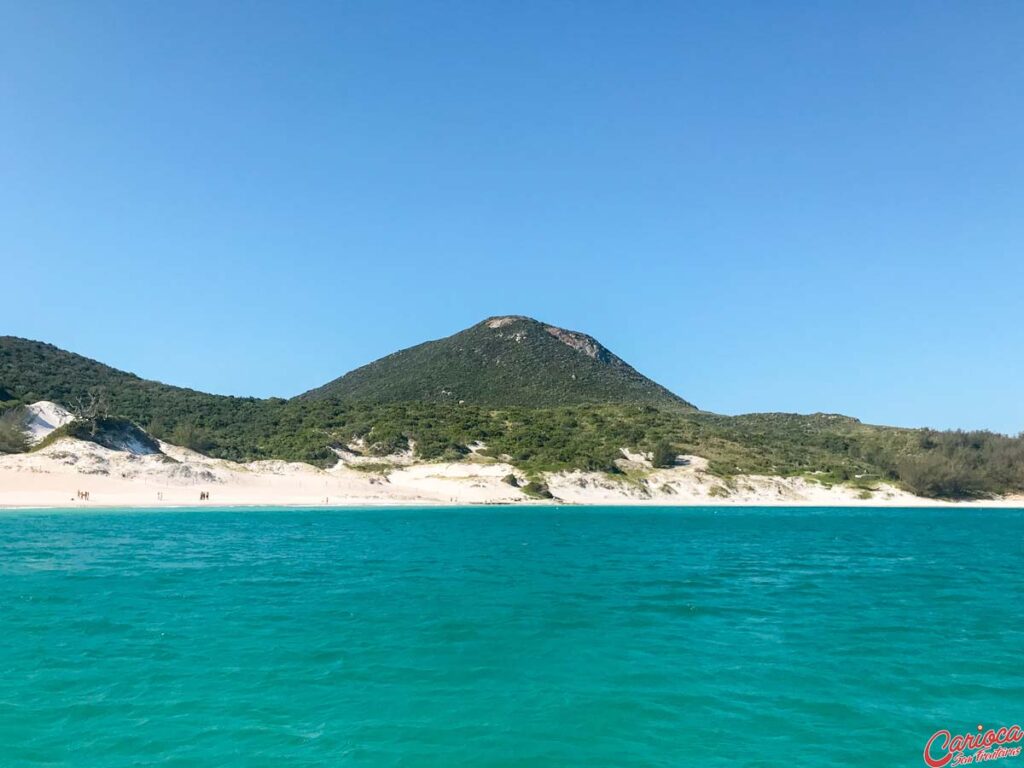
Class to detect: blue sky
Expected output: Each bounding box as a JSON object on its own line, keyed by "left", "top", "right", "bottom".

{"left": 2, "top": 1, "right": 1022, "bottom": 433}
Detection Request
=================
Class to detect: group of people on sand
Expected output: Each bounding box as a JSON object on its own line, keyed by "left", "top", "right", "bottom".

{"left": 74, "top": 490, "right": 90, "bottom": 501}
{"left": 199, "top": 491, "right": 210, "bottom": 501}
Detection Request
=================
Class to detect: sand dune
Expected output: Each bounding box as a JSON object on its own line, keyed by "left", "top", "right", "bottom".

{"left": 2, "top": 435, "right": 1021, "bottom": 509}
{"left": 23, "top": 401, "right": 75, "bottom": 444}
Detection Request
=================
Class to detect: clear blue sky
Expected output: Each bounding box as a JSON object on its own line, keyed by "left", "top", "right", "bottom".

{"left": 2, "top": 1, "right": 1021, "bottom": 433}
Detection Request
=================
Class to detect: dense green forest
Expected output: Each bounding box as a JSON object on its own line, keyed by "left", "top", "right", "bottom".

{"left": 2, "top": 334, "right": 1022, "bottom": 499}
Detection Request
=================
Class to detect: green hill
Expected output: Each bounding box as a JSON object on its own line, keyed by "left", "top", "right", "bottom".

{"left": 302, "top": 316, "right": 693, "bottom": 408}
{"left": 0, "top": 335, "right": 271, "bottom": 425}
{"left": 1, "top": 332, "right": 1021, "bottom": 499}
{"left": 1, "top": 336, "right": 210, "bottom": 409}
{"left": 0, "top": 335, "right": 280, "bottom": 457}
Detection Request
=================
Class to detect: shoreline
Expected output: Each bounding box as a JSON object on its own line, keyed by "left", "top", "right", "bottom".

{"left": 4, "top": 495, "right": 1022, "bottom": 512}
{"left": 2, "top": 436, "right": 1022, "bottom": 512}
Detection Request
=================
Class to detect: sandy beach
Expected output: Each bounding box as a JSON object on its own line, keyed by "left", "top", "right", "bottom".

{"left": 2, "top": 434, "right": 1020, "bottom": 510}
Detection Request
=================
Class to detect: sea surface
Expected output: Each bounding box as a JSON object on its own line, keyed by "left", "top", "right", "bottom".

{"left": 1, "top": 506, "right": 1021, "bottom": 767}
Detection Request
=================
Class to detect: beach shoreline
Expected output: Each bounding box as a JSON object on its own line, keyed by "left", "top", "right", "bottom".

{"left": 2, "top": 437, "right": 1021, "bottom": 511}
{"left": 3, "top": 501, "right": 1022, "bottom": 511}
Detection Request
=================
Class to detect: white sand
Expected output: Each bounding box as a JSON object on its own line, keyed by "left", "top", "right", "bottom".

{"left": 1, "top": 437, "right": 1021, "bottom": 509}
{"left": 22, "top": 401, "right": 75, "bottom": 444}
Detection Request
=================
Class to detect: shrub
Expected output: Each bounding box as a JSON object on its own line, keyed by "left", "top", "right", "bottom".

{"left": 521, "top": 480, "right": 553, "bottom": 499}
{"left": 650, "top": 440, "right": 676, "bottom": 468}
{"left": 0, "top": 406, "right": 29, "bottom": 453}
{"left": 897, "top": 453, "right": 981, "bottom": 498}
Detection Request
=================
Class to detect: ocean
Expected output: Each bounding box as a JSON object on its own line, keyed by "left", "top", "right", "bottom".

{"left": 1, "top": 506, "right": 1021, "bottom": 767}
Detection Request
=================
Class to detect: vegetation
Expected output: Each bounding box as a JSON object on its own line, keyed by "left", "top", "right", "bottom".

{"left": 0, "top": 406, "right": 29, "bottom": 454}
{"left": 35, "top": 417, "right": 161, "bottom": 455}
{"left": 521, "top": 480, "right": 554, "bottom": 499}
{"left": 650, "top": 440, "right": 676, "bottom": 468}
{"left": 2, "top": 334, "right": 1022, "bottom": 500}
{"left": 301, "top": 317, "right": 692, "bottom": 408}
{"left": 894, "top": 429, "right": 1024, "bottom": 499}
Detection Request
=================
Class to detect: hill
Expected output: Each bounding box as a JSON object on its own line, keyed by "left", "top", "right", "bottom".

{"left": 0, "top": 335, "right": 281, "bottom": 458}
{"left": 1, "top": 333, "right": 1022, "bottom": 499}
{"left": 301, "top": 316, "right": 693, "bottom": 408}
{"left": 0, "top": 336, "right": 262, "bottom": 416}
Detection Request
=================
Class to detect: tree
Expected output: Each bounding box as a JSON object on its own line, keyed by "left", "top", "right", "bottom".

{"left": 170, "top": 421, "right": 215, "bottom": 453}
{"left": 0, "top": 407, "right": 30, "bottom": 454}
{"left": 897, "top": 453, "right": 978, "bottom": 498}
{"left": 71, "top": 386, "right": 112, "bottom": 435}
{"left": 651, "top": 440, "right": 676, "bottom": 468}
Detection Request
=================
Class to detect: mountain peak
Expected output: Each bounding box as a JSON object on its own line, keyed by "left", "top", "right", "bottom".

{"left": 479, "top": 316, "right": 615, "bottom": 363}
{"left": 302, "top": 317, "right": 693, "bottom": 409}
{"left": 483, "top": 315, "right": 530, "bottom": 328}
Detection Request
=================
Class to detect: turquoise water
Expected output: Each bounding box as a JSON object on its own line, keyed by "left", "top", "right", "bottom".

{"left": 1, "top": 506, "right": 1021, "bottom": 767}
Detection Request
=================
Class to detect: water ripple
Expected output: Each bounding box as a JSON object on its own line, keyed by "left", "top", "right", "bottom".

{"left": 0, "top": 506, "right": 1022, "bottom": 766}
